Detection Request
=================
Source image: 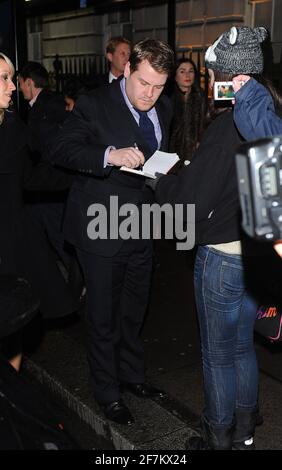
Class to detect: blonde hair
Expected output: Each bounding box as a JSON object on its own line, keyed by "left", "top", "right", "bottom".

{"left": 0, "top": 52, "right": 15, "bottom": 125}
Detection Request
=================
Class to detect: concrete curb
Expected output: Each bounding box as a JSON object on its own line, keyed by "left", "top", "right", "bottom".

{"left": 23, "top": 356, "right": 197, "bottom": 450}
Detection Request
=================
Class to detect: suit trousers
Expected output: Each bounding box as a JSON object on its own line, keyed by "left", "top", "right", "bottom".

{"left": 77, "top": 238, "right": 153, "bottom": 404}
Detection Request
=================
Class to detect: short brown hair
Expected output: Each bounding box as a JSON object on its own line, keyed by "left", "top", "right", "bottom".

{"left": 106, "top": 36, "right": 131, "bottom": 54}
{"left": 129, "top": 38, "right": 174, "bottom": 76}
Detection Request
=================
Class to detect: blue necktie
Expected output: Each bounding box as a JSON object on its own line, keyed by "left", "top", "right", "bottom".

{"left": 135, "top": 110, "right": 158, "bottom": 154}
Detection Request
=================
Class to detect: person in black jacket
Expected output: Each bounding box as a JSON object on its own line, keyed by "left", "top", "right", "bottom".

{"left": 46, "top": 39, "right": 174, "bottom": 426}
{"left": 63, "top": 77, "right": 87, "bottom": 112}
{"left": 152, "top": 27, "right": 272, "bottom": 450}
{"left": 0, "top": 53, "right": 78, "bottom": 370}
{"left": 18, "top": 62, "right": 68, "bottom": 157}
{"left": 18, "top": 61, "right": 83, "bottom": 298}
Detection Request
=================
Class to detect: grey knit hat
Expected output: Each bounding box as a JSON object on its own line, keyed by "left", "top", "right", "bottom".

{"left": 205, "top": 26, "right": 268, "bottom": 74}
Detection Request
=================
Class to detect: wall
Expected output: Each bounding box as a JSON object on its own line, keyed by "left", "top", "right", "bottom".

{"left": 27, "top": 3, "right": 169, "bottom": 73}
{"left": 26, "top": 0, "right": 282, "bottom": 75}
{"left": 175, "top": 0, "right": 247, "bottom": 67}
{"left": 27, "top": 6, "right": 105, "bottom": 73}
{"left": 132, "top": 3, "right": 168, "bottom": 42}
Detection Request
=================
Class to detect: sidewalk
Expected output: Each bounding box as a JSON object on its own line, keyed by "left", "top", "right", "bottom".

{"left": 23, "top": 241, "right": 282, "bottom": 450}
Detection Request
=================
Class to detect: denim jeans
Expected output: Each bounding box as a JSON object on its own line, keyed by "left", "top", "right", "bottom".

{"left": 194, "top": 246, "right": 259, "bottom": 426}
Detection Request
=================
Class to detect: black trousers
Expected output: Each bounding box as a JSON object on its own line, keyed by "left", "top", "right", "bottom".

{"left": 77, "top": 239, "right": 153, "bottom": 404}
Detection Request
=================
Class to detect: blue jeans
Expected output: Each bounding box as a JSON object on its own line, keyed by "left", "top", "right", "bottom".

{"left": 194, "top": 246, "right": 259, "bottom": 426}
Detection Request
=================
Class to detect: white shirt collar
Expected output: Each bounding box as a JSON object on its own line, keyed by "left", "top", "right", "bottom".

{"left": 29, "top": 88, "right": 42, "bottom": 107}
{"left": 109, "top": 71, "right": 118, "bottom": 83}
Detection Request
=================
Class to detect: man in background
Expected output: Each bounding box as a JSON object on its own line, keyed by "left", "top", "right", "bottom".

{"left": 93, "top": 36, "right": 131, "bottom": 87}
{"left": 19, "top": 62, "right": 83, "bottom": 298}
{"left": 19, "top": 62, "right": 67, "bottom": 156}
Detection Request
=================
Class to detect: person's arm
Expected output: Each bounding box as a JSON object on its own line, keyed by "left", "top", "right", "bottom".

{"left": 155, "top": 141, "right": 231, "bottom": 222}
{"left": 233, "top": 77, "right": 282, "bottom": 140}
{"left": 45, "top": 95, "right": 111, "bottom": 176}
{"left": 27, "top": 94, "right": 68, "bottom": 155}
{"left": 45, "top": 94, "right": 144, "bottom": 175}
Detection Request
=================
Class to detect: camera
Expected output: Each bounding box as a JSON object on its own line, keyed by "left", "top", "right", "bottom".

{"left": 214, "top": 81, "right": 235, "bottom": 100}
{"left": 236, "top": 136, "right": 282, "bottom": 241}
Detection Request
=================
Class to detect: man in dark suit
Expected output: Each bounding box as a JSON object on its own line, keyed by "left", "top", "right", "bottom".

{"left": 93, "top": 36, "right": 131, "bottom": 87}
{"left": 18, "top": 62, "right": 81, "bottom": 292}
{"left": 47, "top": 38, "right": 174, "bottom": 425}
{"left": 18, "top": 62, "right": 68, "bottom": 156}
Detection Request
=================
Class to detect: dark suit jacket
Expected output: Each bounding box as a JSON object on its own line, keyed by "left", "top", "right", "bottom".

{"left": 28, "top": 89, "right": 68, "bottom": 156}
{"left": 91, "top": 72, "right": 110, "bottom": 88}
{"left": 26, "top": 89, "right": 74, "bottom": 197}
{"left": 47, "top": 79, "right": 172, "bottom": 256}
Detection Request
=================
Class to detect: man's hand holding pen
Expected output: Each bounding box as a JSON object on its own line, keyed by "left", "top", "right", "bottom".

{"left": 134, "top": 143, "right": 144, "bottom": 171}
{"left": 108, "top": 145, "right": 145, "bottom": 169}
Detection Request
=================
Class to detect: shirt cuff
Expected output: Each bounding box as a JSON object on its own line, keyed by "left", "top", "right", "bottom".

{"left": 104, "top": 146, "right": 116, "bottom": 168}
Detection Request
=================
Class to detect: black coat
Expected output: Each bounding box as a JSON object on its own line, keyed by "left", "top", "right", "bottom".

{"left": 90, "top": 72, "right": 110, "bottom": 88}
{"left": 25, "top": 89, "right": 74, "bottom": 200}
{"left": 27, "top": 89, "right": 68, "bottom": 157}
{"left": 0, "top": 111, "right": 78, "bottom": 318}
{"left": 156, "top": 110, "right": 243, "bottom": 245}
{"left": 47, "top": 79, "right": 172, "bottom": 256}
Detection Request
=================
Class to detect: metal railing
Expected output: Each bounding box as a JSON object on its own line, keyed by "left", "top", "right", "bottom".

{"left": 49, "top": 54, "right": 108, "bottom": 94}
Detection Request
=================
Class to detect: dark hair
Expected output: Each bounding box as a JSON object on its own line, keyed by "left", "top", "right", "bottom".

{"left": 63, "top": 77, "right": 86, "bottom": 101}
{"left": 106, "top": 36, "right": 131, "bottom": 54}
{"left": 19, "top": 61, "right": 49, "bottom": 89}
{"left": 169, "top": 59, "right": 206, "bottom": 162}
{"left": 252, "top": 74, "right": 282, "bottom": 117}
{"left": 129, "top": 38, "right": 174, "bottom": 77}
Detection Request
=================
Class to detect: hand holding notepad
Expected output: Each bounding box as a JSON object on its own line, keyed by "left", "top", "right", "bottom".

{"left": 120, "top": 150, "right": 179, "bottom": 179}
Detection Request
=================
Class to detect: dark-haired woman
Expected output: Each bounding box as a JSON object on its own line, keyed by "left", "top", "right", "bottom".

{"left": 168, "top": 58, "right": 206, "bottom": 166}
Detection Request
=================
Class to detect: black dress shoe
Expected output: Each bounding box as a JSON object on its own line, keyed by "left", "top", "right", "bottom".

{"left": 121, "top": 382, "right": 166, "bottom": 399}
{"left": 101, "top": 400, "right": 134, "bottom": 425}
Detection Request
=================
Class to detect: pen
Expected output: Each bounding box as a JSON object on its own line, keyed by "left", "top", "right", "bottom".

{"left": 134, "top": 142, "right": 143, "bottom": 171}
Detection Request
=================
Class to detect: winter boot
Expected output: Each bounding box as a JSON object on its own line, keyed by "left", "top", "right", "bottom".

{"left": 185, "top": 415, "right": 234, "bottom": 450}
{"left": 232, "top": 407, "right": 261, "bottom": 450}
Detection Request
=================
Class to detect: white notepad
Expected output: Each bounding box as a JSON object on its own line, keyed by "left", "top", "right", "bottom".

{"left": 120, "top": 150, "right": 179, "bottom": 179}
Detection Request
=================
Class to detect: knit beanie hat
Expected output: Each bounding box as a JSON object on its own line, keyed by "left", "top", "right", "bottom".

{"left": 205, "top": 26, "right": 268, "bottom": 74}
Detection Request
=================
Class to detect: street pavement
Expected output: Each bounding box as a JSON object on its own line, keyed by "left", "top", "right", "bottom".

{"left": 22, "top": 240, "right": 282, "bottom": 450}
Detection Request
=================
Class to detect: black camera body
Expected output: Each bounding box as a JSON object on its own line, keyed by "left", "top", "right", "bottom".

{"left": 236, "top": 136, "right": 282, "bottom": 241}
